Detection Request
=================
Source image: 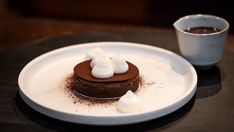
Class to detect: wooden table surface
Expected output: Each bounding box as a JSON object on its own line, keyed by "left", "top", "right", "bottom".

{"left": 0, "top": 18, "right": 234, "bottom": 131}
{"left": 1, "top": 18, "right": 233, "bottom": 53}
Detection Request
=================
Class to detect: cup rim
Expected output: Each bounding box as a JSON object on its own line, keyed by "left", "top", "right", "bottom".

{"left": 173, "top": 14, "right": 230, "bottom": 36}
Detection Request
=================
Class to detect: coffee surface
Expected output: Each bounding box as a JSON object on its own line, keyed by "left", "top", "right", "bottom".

{"left": 184, "top": 27, "right": 220, "bottom": 34}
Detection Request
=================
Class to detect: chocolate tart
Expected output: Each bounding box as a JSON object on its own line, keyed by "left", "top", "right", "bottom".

{"left": 73, "top": 60, "right": 140, "bottom": 98}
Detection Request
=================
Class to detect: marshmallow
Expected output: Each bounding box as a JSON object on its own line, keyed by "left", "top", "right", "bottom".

{"left": 117, "top": 91, "right": 143, "bottom": 113}
{"left": 111, "top": 54, "right": 129, "bottom": 74}
{"left": 91, "top": 57, "right": 114, "bottom": 78}
{"left": 87, "top": 48, "right": 104, "bottom": 59}
{"left": 87, "top": 48, "right": 129, "bottom": 79}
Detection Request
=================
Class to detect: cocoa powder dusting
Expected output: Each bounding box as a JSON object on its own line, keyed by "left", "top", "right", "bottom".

{"left": 64, "top": 75, "right": 155, "bottom": 106}
{"left": 140, "top": 77, "right": 156, "bottom": 88}
{"left": 64, "top": 74, "right": 117, "bottom": 106}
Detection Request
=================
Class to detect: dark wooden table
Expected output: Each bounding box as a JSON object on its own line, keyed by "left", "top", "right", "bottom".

{"left": 1, "top": 18, "right": 234, "bottom": 131}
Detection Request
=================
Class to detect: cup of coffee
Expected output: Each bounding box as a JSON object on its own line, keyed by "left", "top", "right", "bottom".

{"left": 173, "top": 14, "right": 229, "bottom": 68}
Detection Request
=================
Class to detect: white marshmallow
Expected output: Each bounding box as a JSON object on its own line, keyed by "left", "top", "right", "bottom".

{"left": 117, "top": 90, "right": 143, "bottom": 113}
{"left": 111, "top": 54, "right": 129, "bottom": 74}
{"left": 90, "top": 54, "right": 110, "bottom": 68}
{"left": 87, "top": 48, "right": 130, "bottom": 79}
{"left": 91, "top": 57, "right": 114, "bottom": 78}
{"left": 87, "top": 48, "right": 104, "bottom": 59}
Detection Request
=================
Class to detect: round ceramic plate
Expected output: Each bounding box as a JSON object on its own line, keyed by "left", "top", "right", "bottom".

{"left": 18, "top": 42, "right": 197, "bottom": 125}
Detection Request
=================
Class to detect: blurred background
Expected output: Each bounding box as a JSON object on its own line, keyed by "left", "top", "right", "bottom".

{"left": 1, "top": 0, "right": 233, "bottom": 30}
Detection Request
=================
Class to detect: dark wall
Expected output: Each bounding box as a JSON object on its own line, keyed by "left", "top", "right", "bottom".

{"left": 9, "top": 0, "right": 233, "bottom": 31}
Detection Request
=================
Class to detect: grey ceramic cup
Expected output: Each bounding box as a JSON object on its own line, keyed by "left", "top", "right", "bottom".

{"left": 173, "top": 14, "right": 229, "bottom": 68}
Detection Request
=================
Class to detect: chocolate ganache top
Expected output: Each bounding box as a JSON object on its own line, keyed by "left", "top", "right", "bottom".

{"left": 73, "top": 60, "right": 139, "bottom": 83}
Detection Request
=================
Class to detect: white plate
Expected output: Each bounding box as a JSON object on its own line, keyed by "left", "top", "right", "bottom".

{"left": 18, "top": 42, "right": 197, "bottom": 125}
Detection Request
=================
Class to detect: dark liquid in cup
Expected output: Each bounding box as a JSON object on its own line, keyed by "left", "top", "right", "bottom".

{"left": 184, "top": 27, "right": 221, "bottom": 34}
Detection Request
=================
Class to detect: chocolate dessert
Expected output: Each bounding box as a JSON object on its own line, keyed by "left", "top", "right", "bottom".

{"left": 73, "top": 60, "right": 140, "bottom": 98}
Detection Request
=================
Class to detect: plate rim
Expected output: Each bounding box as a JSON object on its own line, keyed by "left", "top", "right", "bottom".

{"left": 18, "top": 41, "right": 197, "bottom": 125}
